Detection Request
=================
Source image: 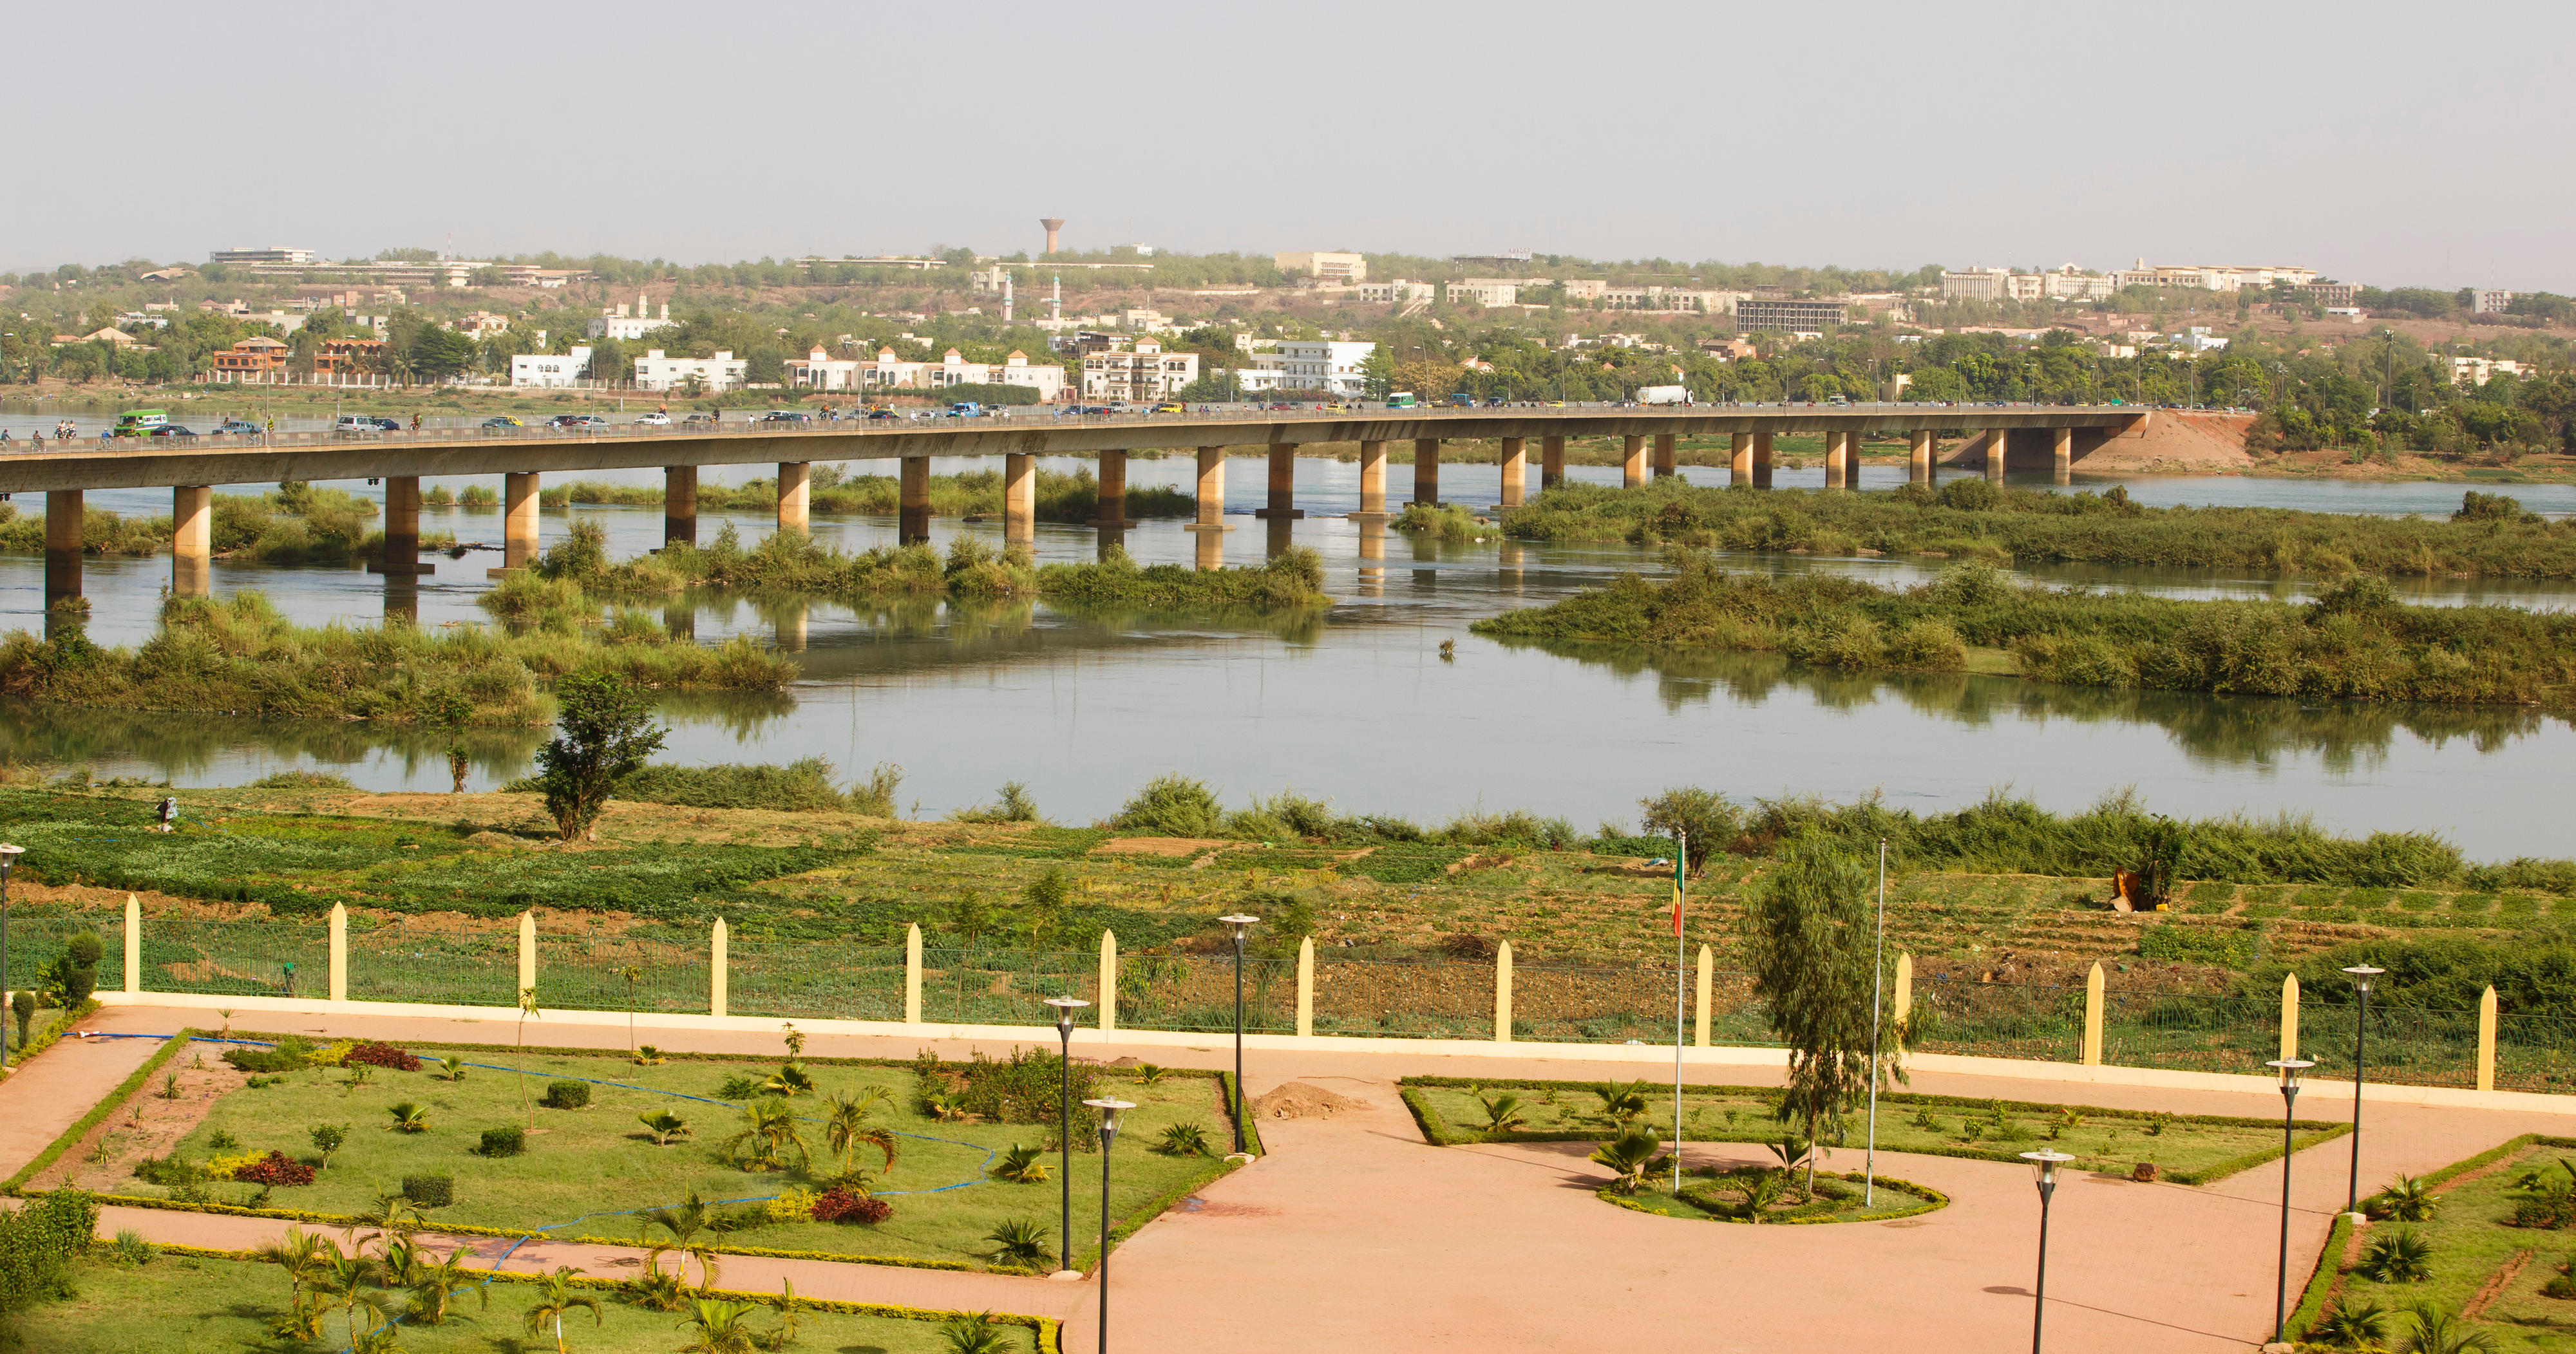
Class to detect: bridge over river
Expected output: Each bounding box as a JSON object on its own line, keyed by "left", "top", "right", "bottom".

{"left": 0, "top": 404, "right": 2146, "bottom": 612}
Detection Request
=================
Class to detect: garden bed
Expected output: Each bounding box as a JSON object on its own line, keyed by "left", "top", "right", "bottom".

{"left": 1401, "top": 1077, "right": 2344, "bottom": 1185}
{"left": 59, "top": 1034, "right": 1244, "bottom": 1271}
{"left": 1603, "top": 1167, "right": 1947, "bottom": 1225}
{"left": 2297, "top": 1134, "right": 2576, "bottom": 1351}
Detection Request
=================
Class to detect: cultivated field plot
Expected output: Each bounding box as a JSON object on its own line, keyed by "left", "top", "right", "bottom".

{"left": 1402, "top": 1078, "right": 2341, "bottom": 1183}
{"left": 115, "top": 1040, "right": 1238, "bottom": 1268}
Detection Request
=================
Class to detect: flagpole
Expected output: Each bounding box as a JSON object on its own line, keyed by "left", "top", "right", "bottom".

{"left": 1673, "top": 829, "right": 1686, "bottom": 1195}
{"left": 1866, "top": 836, "right": 1886, "bottom": 1207}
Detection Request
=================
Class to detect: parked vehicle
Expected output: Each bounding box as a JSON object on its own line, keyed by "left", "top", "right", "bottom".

{"left": 111, "top": 409, "right": 170, "bottom": 437}
{"left": 683, "top": 413, "right": 717, "bottom": 424}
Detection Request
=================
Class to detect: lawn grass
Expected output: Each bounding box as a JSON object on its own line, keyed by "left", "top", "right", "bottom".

{"left": 1605, "top": 1167, "right": 1946, "bottom": 1226}
{"left": 1402, "top": 1080, "right": 2343, "bottom": 1183}
{"left": 123, "top": 1043, "right": 1236, "bottom": 1270}
{"left": 2, "top": 1254, "right": 1026, "bottom": 1353}
{"left": 2304, "top": 1137, "right": 2576, "bottom": 1351}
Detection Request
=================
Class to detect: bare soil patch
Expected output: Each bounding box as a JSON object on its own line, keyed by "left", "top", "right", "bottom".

{"left": 1098, "top": 837, "right": 1230, "bottom": 858}
{"left": 30, "top": 1044, "right": 229, "bottom": 1194}
{"left": 1251, "top": 1082, "right": 1370, "bottom": 1120}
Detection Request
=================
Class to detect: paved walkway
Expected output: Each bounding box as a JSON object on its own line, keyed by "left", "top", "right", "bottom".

{"left": 12, "top": 1002, "right": 2573, "bottom": 1351}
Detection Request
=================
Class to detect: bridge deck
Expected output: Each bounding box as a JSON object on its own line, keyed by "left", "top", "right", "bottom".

{"left": 0, "top": 406, "right": 2143, "bottom": 493}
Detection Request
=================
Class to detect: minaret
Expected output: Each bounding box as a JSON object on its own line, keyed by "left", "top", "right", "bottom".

{"left": 1052, "top": 274, "right": 1061, "bottom": 322}
{"left": 1001, "top": 272, "right": 1013, "bottom": 323}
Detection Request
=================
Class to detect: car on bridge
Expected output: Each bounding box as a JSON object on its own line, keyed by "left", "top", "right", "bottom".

{"left": 212, "top": 420, "right": 261, "bottom": 436}
{"left": 632, "top": 412, "right": 670, "bottom": 426}
{"left": 333, "top": 415, "right": 383, "bottom": 437}
{"left": 545, "top": 414, "right": 610, "bottom": 429}
{"left": 481, "top": 417, "right": 523, "bottom": 429}
{"left": 147, "top": 425, "right": 197, "bottom": 437}
{"left": 1151, "top": 402, "right": 1184, "bottom": 414}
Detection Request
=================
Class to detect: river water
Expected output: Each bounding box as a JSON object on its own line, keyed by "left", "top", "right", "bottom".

{"left": 0, "top": 427, "right": 2565, "bottom": 861}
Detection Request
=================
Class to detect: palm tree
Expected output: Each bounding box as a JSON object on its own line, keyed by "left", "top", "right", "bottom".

{"left": 942, "top": 1311, "right": 1016, "bottom": 1354}
{"left": 2398, "top": 1301, "right": 2500, "bottom": 1354}
{"left": 523, "top": 1265, "right": 602, "bottom": 1354}
{"left": 639, "top": 1109, "right": 692, "bottom": 1147}
{"left": 616, "top": 965, "right": 643, "bottom": 1053}
{"left": 435, "top": 1057, "right": 468, "bottom": 1082}
{"left": 386, "top": 1101, "right": 430, "bottom": 1134}
{"left": 516, "top": 986, "right": 542, "bottom": 1129}
{"left": 401, "top": 1243, "right": 486, "bottom": 1326}
{"left": 312, "top": 1241, "right": 394, "bottom": 1351}
{"left": 1477, "top": 1094, "right": 1525, "bottom": 1134}
{"left": 255, "top": 1227, "right": 330, "bottom": 1339}
{"left": 824, "top": 1089, "right": 897, "bottom": 1177}
{"left": 762, "top": 1063, "right": 816, "bottom": 1097}
{"left": 989, "top": 1144, "right": 1048, "bottom": 1183}
{"left": 1592, "top": 1079, "right": 1651, "bottom": 1122}
{"left": 721, "top": 1100, "right": 810, "bottom": 1172}
{"left": 982, "top": 1219, "right": 1051, "bottom": 1268}
{"left": 1588, "top": 1124, "right": 1662, "bottom": 1196}
{"left": 677, "top": 1298, "right": 769, "bottom": 1354}
{"left": 643, "top": 1192, "right": 721, "bottom": 1292}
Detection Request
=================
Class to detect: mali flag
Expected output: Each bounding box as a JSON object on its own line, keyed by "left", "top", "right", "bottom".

{"left": 1670, "top": 849, "right": 1685, "bottom": 937}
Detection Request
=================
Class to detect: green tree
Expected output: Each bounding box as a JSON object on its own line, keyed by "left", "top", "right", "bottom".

{"left": 522, "top": 1265, "right": 601, "bottom": 1354}
{"left": 531, "top": 673, "right": 666, "bottom": 841}
{"left": 1741, "top": 831, "right": 1883, "bottom": 1194}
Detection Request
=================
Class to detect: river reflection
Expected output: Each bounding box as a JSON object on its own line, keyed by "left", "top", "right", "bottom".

{"left": 0, "top": 456, "right": 2569, "bottom": 859}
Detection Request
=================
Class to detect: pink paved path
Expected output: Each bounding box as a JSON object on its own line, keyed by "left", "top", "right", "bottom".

{"left": 10, "top": 1002, "right": 2570, "bottom": 1352}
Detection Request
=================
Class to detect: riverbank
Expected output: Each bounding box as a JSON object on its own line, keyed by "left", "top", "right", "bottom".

{"left": 1471, "top": 554, "right": 2576, "bottom": 708}
{"left": 0, "top": 591, "right": 793, "bottom": 724}
{"left": 1496, "top": 479, "right": 2576, "bottom": 576}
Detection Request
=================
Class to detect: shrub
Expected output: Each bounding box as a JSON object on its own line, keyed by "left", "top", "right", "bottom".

{"left": 764, "top": 1188, "right": 820, "bottom": 1223}
{"left": 344, "top": 1042, "right": 422, "bottom": 1072}
{"left": 401, "top": 1173, "right": 455, "bottom": 1208}
{"left": 716, "top": 1073, "right": 767, "bottom": 1100}
{"left": 479, "top": 1126, "right": 526, "bottom": 1158}
{"left": 616, "top": 758, "right": 861, "bottom": 813}
{"left": 1108, "top": 773, "right": 1225, "bottom": 837}
{"left": 42, "top": 932, "right": 102, "bottom": 1007}
{"left": 247, "top": 769, "right": 357, "bottom": 791}
{"left": 989, "top": 1144, "right": 1048, "bottom": 1183}
{"left": 2357, "top": 1225, "right": 2434, "bottom": 1282}
{"left": 232, "top": 1151, "right": 315, "bottom": 1187}
{"left": 808, "top": 1187, "right": 891, "bottom": 1225}
{"left": 131, "top": 1156, "right": 194, "bottom": 1188}
{"left": 0, "top": 1189, "right": 97, "bottom": 1317}
{"left": 539, "top": 1080, "right": 592, "bottom": 1109}
{"left": 222, "top": 1035, "right": 319, "bottom": 1073}
{"left": 1155, "top": 1122, "right": 1211, "bottom": 1158}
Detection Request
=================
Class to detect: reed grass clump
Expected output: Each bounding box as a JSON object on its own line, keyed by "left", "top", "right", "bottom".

{"left": 615, "top": 757, "right": 900, "bottom": 813}
{"left": 548, "top": 467, "right": 1193, "bottom": 522}
{"left": 1502, "top": 481, "right": 2576, "bottom": 578}
{"left": 1475, "top": 552, "right": 2576, "bottom": 706}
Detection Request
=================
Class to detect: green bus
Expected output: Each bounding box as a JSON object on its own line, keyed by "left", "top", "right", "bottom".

{"left": 1385, "top": 391, "right": 1417, "bottom": 408}
{"left": 110, "top": 409, "right": 168, "bottom": 437}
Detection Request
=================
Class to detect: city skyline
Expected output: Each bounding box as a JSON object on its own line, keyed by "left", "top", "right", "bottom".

{"left": 18, "top": 1, "right": 2575, "bottom": 292}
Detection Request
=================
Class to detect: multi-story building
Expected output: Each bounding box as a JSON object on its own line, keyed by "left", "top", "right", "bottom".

{"left": 1079, "top": 339, "right": 1199, "bottom": 402}
{"left": 510, "top": 348, "right": 595, "bottom": 388}
{"left": 1275, "top": 251, "right": 1367, "bottom": 284}
{"left": 1561, "top": 281, "right": 1741, "bottom": 312}
{"left": 1356, "top": 279, "right": 1437, "bottom": 304}
{"left": 2298, "top": 282, "right": 2362, "bottom": 308}
{"left": 2452, "top": 357, "right": 2526, "bottom": 386}
{"left": 1944, "top": 267, "right": 2115, "bottom": 303}
{"left": 206, "top": 336, "right": 291, "bottom": 380}
{"left": 1734, "top": 298, "right": 1852, "bottom": 334}
{"left": 210, "top": 247, "right": 317, "bottom": 267}
{"left": 632, "top": 349, "right": 747, "bottom": 393}
{"left": 1697, "top": 337, "right": 1757, "bottom": 361}
{"left": 787, "top": 346, "right": 1066, "bottom": 400}
{"left": 1940, "top": 268, "right": 2009, "bottom": 303}
{"left": 451, "top": 312, "right": 512, "bottom": 340}
{"left": 588, "top": 298, "right": 674, "bottom": 341}
{"left": 2114, "top": 260, "right": 2320, "bottom": 293}
{"left": 1235, "top": 340, "right": 1375, "bottom": 396}
{"left": 2474, "top": 289, "right": 2515, "bottom": 314}
{"left": 313, "top": 339, "right": 384, "bottom": 377}
{"left": 1443, "top": 279, "right": 1519, "bottom": 308}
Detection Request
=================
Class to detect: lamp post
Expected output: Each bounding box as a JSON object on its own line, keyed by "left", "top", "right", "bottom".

{"left": 1217, "top": 914, "right": 1259, "bottom": 1156}
{"left": 2267, "top": 1057, "right": 2314, "bottom": 1344}
{"left": 0, "top": 843, "right": 19, "bottom": 1067}
{"left": 1083, "top": 1096, "right": 1135, "bottom": 1354}
{"left": 2020, "top": 1149, "right": 2074, "bottom": 1354}
{"left": 1041, "top": 995, "right": 1091, "bottom": 1275}
{"left": 2340, "top": 966, "right": 2383, "bottom": 1218}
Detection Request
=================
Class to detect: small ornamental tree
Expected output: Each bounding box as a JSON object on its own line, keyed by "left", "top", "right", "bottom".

{"left": 1741, "top": 830, "right": 1886, "bottom": 1195}
{"left": 531, "top": 673, "right": 666, "bottom": 842}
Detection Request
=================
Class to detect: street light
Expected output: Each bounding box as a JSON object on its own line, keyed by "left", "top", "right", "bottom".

{"left": 1042, "top": 994, "right": 1092, "bottom": 1275}
{"left": 2266, "top": 1057, "right": 2315, "bottom": 1344}
{"left": 0, "top": 843, "right": 19, "bottom": 1066}
{"left": 1217, "top": 914, "right": 1259, "bottom": 1156}
{"left": 1083, "top": 1096, "right": 1137, "bottom": 1354}
{"left": 2340, "top": 966, "right": 2384, "bottom": 1217}
{"left": 2020, "top": 1149, "right": 2075, "bottom": 1354}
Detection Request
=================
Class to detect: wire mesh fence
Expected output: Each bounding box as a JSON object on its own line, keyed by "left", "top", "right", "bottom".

{"left": 533, "top": 934, "right": 708, "bottom": 1015}
{"left": 0, "top": 911, "right": 125, "bottom": 992}
{"left": 730, "top": 940, "right": 904, "bottom": 1022}
{"left": 1117, "top": 955, "right": 1296, "bottom": 1035}
{"left": 2097, "top": 991, "right": 2285, "bottom": 1077}
{"left": 142, "top": 918, "right": 327, "bottom": 999}
{"left": 1910, "top": 978, "right": 2083, "bottom": 1063}
{"left": 1307, "top": 959, "right": 1488, "bottom": 1039}
{"left": 348, "top": 926, "right": 516, "bottom": 1008}
{"left": 918, "top": 946, "right": 1098, "bottom": 1028}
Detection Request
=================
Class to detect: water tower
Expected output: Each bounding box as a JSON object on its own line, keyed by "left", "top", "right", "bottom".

{"left": 1039, "top": 218, "right": 1065, "bottom": 257}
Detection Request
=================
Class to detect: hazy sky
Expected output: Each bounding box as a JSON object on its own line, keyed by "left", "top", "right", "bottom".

{"left": 25, "top": 1, "right": 2575, "bottom": 290}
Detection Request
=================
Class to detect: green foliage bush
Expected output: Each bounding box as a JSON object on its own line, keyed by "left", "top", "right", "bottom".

{"left": 2136, "top": 923, "right": 2254, "bottom": 968}
{"left": 401, "top": 1172, "right": 455, "bottom": 1208}
{"left": 478, "top": 1125, "right": 526, "bottom": 1158}
{"left": 614, "top": 757, "right": 876, "bottom": 813}
{"left": 246, "top": 769, "right": 357, "bottom": 791}
{"left": 539, "top": 1080, "right": 592, "bottom": 1109}
{"left": 0, "top": 1189, "right": 97, "bottom": 1316}
{"left": 1110, "top": 774, "right": 1226, "bottom": 837}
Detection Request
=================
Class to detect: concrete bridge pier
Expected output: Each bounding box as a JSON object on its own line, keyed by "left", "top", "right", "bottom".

{"left": 1752, "top": 429, "right": 1774, "bottom": 489}
{"left": 44, "top": 491, "right": 80, "bottom": 623}
{"left": 1265, "top": 515, "right": 1297, "bottom": 559}
{"left": 1413, "top": 438, "right": 1441, "bottom": 507}
{"left": 2053, "top": 428, "right": 2074, "bottom": 484}
{"left": 1350, "top": 441, "right": 1388, "bottom": 520}
{"left": 1186, "top": 447, "right": 1230, "bottom": 569}
{"left": 1090, "top": 451, "right": 1130, "bottom": 529}
{"left": 1653, "top": 433, "right": 1676, "bottom": 480}
{"left": 489, "top": 473, "right": 540, "bottom": 575}
{"left": 1909, "top": 431, "right": 1935, "bottom": 486}
{"left": 1255, "top": 445, "right": 1302, "bottom": 520}
{"left": 172, "top": 485, "right": 212, "bottom": 597}
{"left": 1824, "top": 431, "right": 1853, "bottom": 489}
{"left": 775, "top": 601, "right": 808, "bottom": 653}
{"left": 1194, "top": 527, "right": 1225, "bottom": 572}
{"left": 1003, "top": 453, "right": 1036, "bottom": 543}
{"left": 1620, "top": 435, "right": 1646, "bottom": 488}
{"left": 663, "top": 466, "right": 697, "bottom": 546}
{"left": 1498, "top": 437, "right": 1525, "bottom": 508}
{"left": 899, "top": 456, "right": 931, "bottom": 543}
{"left": 368, "top": 477, "right": 430, "bottom": 581}
{"left": 1729, "top": 433, "right": 1754, "bottom": 486}
{"left": 1985, "top": 429, "right": 2009, "bottom": 481}
{"left": 777, "top": 462, "right": 811, "bottom": 534}
{"left": 382, "top": 577, "right": 419, "bottom": 626}
{"left": 1355, "top": 516, "right": 1386, "bottom": 597}
{"left": 1540, "top": 435, "right": 1565, "bottom": 489}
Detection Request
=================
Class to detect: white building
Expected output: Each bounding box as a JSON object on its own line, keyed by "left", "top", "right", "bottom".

{"left": 2473, "top": 289, "right": 2515, "bottom": 315}
{"left": 1356, "top": 279, "right": 1437, "bottom": 304}
{"left": 632, "top": 349, "right": 747, "bottom": 393}
{"left": 1276, "top": 251, "right": 1367, "bottom": 283}
{"left": 1236, "top": 340, "right": 1375, "bottom": 395}
{"left": 2452, "top": 357, "right": 2526, "bottom": 386}
{"left": 2168, "top": 326, "right": 2229, "bottom": 352}
{"left": 1443, "top": 280, "right": 1519, "bottom": 308}
{"left": 589, "top": 297, "right": 674, "bottom": 341}
{"left": 1944, "top": 267, "right": 2116, "bottom": 303}
{"left": 511, "top": 347, "right": 594, "bottom": 388}
{"left": 788, "top": 346, "right": 1065, "bottom": 400}
{"left": 2113, "top": 259, "right": 2320, "bottom": 293}
{"left": 1561, "top": 280, "right": 1741, "bottom": 312}
{"left": 1079, "top": 339, "right": 1200, "bottom": 402}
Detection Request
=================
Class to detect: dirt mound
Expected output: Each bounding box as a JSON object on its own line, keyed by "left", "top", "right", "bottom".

{"left": 1252, "top": 1081, "right": 1370, "bottom": 1120}
{"left": 2080, "top": 411, "right": 2255, "bottom": 471}
{"left": 1097, "top": 836, "right": 1229, "bottom": 857}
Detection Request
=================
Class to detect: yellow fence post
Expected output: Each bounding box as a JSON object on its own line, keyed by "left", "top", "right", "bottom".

{"left": 516, "top": 911, "right": 536, "bottom": 1000}
{"left": 1494, "top": 941, "right": 1514, "bottom": 1044}
{"left": 328, "top": 903, "right": 347, "bottom": 1003}
{"left": 1099, "top": 929, "right": 1119, "bottom": 1033}
{"left": 1894, "top": 953, "right": 1913, "bottom": 1030}
{"left": 904, "top": 924, "right": 922, "bottom": 1024}
{"left": 2280, "top": 973, "right": 2300, "bottom": 1064}
{"left": 1296, "top": 936, "right": 1314, "bottom": 1039}
{"left": 123, "top": 894, "right": 140, "bottom": 995}
{"left": 2083, "top": 963, "right": 2105, "bottom": 1066}
{"left": 2479, "top": 985, "right": 2498, "bottom": 1093}
{"left": 1694, "top": 944, "right": 1712, "bottom": 1048}
{"left": 709, "top": 918, "right": 728, "bottom": 1019}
